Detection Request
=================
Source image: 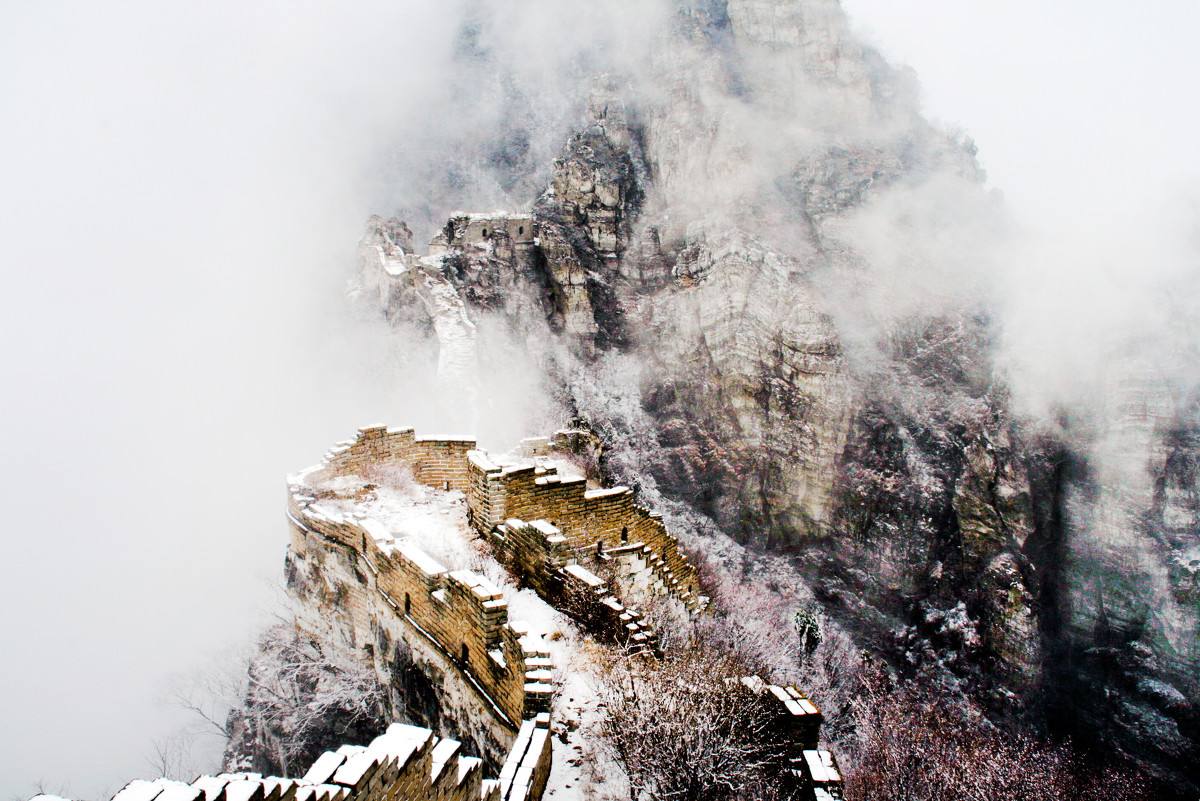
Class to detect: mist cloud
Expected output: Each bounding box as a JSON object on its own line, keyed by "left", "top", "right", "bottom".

{"left": 0, "top": 1, "right": 580, "bottom": 795}
{"left": 3, "top": 1, "right": 1198, "bottom": 798}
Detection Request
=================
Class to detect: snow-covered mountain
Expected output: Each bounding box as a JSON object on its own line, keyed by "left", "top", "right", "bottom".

{"left": 355, "top": 0, "right": 1199, "bottom": 791}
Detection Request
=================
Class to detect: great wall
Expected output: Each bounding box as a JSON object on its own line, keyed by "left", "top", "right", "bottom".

{"left": 30, "top": 426, "right": 845, "bottom": 801}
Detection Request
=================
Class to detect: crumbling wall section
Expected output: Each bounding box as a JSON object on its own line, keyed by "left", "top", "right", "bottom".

{"left": 489, "top": 518, "right": 658, "bottom": 653}
{"left": 465, "top": 451, "right": 704, "bottom": 612}
{"left": 286, "top": 511, "right": 550, "bottom": 730}
{"left": 32, "top": 422, "right": 843, "bottom": 801}
{"left": 318, "top": 425, "right": 702, "bottom": 613}
{"left": 287, "top": 435, "right": 553, "bottom": 732}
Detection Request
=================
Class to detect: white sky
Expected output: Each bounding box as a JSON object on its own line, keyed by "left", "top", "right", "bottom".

{"left": 842, "top": 0, "right": 1200, "bottom": 416}
{"left": 843, "top": 0, "right": 1200, "bottom": 226}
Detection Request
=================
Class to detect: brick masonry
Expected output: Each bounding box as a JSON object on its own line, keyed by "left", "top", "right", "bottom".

{"left": 287, "top": 426, "right": 553, "bottom": 729}
{"left": 75, "top": 718, "right": 553, "bottom": 801}
{"left": 31, "top": 424, "right": 842, "bottom": 801}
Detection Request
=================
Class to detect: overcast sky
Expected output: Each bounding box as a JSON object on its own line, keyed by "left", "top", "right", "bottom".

{"left": 843, "top": 0, "right": 1200, "bottom": 225}
{"left": 843, "top": 0, "right": 1200, "bottom": 417}
{"left": 1, "top": 2, "right": 1197, "bottom": 799}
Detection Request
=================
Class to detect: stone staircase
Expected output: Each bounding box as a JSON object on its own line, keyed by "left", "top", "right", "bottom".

{"left": 599, "top": 542, "right": 710, "bottom": 615}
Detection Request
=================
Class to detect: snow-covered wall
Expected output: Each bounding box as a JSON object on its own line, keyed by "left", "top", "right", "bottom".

{"left": 287, "top": 430, "right": 554, "bottom": 731}
{"left": 25, "top": 422, "right": 845, "bottom": 801}
{"left": 465, "top": 439, "right": 704, "bottom": 612}
{"left": 68, "top": 719, "right": 554, "bottom": 801}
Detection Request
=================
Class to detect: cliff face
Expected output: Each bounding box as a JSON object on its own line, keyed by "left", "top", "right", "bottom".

{"left": 1047, "top": 365, "right": 1200, "bottom": 782}
{"left": 359, "top": 0, "right": 1199, "bottom": 791}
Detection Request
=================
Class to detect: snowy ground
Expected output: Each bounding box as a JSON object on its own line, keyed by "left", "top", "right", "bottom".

{"left": 312, "top": 468, "right": 625, "bottom": 800}
{"left": 315, "top": 472, "right": 477, "bottom": 568}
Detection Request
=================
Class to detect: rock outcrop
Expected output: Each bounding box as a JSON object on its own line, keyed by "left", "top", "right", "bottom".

{"left": 354, "top": 1, "right": 1198, "bottom": 792}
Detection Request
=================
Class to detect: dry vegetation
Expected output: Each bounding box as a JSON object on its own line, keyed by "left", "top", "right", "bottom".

{"left": 595, "top": 575, "right": 1153, "bottom": 801}
{"left": 845, "top": 667, "right": 1151, "bottom": 801}
{"left": 222, "top": 624, "right": 388, "bottom": 776}
{"left": 596, "top": 637, "right": 785, "bottom": 801}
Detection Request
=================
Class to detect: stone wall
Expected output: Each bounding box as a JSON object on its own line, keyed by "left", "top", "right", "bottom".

{"left": 44, "top": 685, "right": 831, "bottom": 801}
{"left": 297, "top": 423, "right": 704, "bottom": 656}
{"left": 430, "top": 214, "right": 537, "bottom": 255}
{"left": 30, "top": 424, "right": 843, "bottom": 801}
{"left": 83, "top": 719, "right": 553, "bottom": 801}
{"left": 465, "top": 449, "right": 705, "bottom": 612}
{"left": 489, "top": 518, "right": 658, "bottom": 653}
{"left": 322, "top": 425, "right": 477, "bottom": 495}
{"left": 287, "top": 431, "right": 553, "bottom": 729}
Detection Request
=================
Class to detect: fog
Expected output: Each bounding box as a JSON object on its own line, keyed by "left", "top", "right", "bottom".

{"left": 0, "top": 1, "right": 557, "bottom": 796}
{"left": 842, "top": 0, "right": 1200, "bottom": 420}
{"left": 2, "top": 1, "right": 1198, "bottom": 798}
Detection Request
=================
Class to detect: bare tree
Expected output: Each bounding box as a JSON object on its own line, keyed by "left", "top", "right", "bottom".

{"left": 222, "top": 623, "right": 387, "bottom": 776}
{"left": 646, "top": 590, "right": 865, "bottom": 751}
{"left": 173, "top": 665, "right": 245, "bottom": 741}
{"left": 146, "top": 733, "right": 204, "bottom": 782}
{"left": 24, "top": 779, "right": 72, "bottom": 801}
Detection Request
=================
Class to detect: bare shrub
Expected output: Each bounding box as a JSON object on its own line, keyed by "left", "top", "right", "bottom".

{"left": 360, "top": 462, "right": 418, "bottom": 494}
{"left": 646, "top": 586, "right": 865, "bottom": 751}
{"left": 630, "top": 588, "right": 691, "bottom": 652}
{"left": 223, "top": 624, "right": 387, "bottom": 776}
{"left": 595, "top": 639, "right": 787, "bottom": 801}
{"left": 680, "top": 546, "right": 865, "bottom": 689}
{"left": 844, "top": 669, "right": 1151, "bottom": 801}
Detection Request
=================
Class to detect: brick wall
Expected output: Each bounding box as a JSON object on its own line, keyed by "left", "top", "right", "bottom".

{"left": 297, "top": 423, "right": 705, "bottom": 695}
{"left": 291, "top": 426, "right": 829, "bottom": 792}
{"left": 322, "top": 426, "right": 476, "bottom": 495}
{"left": 28, "top": 423, "right": 845, "bottom": 801}
{"left": 88, "top": 719, "right": 554, "bottom": 801}
{"left": 465, "top": 451, "right": 704, "bottom": 612}
{"left": 489, "top": 519, "right": 658, "bottom": 653}
{"left": 288, "top": 481, "right": 550, "bottom": 726}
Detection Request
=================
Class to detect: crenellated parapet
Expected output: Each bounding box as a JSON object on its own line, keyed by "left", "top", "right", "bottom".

{"left": 287, "top": 433, "right": 553, "bottom": 727}
{"left": 306, "top": 424, "right": 706, "bottom": 617}
{"left": 287, "top": 425, "right": 842, "bottom": 801}
{"left": 733, "top": 677, "right": 843, "bottom": 799}
{"left": 319, "top": 425, "right": 477, "bottom": 494}
{"left": 290, "top": 422, "right": 709, "bottom": 713}
{"left": 50, "top": 719, "right": 554, "bottom": 801}
{"left": 490, "top": 518, "right": 660, "bottom": 653}
{"left": 33, "top": 424, "right": 842, "bottom": 801}
{"left": 465, "top": 446, "right": 706, "bottom": 613}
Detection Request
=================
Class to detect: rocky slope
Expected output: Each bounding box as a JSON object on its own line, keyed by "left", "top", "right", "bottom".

{"left": 356, "top": 0, "right": 1198, "bottom": 792}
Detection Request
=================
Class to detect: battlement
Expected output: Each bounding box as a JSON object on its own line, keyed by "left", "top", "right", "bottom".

{"left": 428, "top": 213, "right": 537, "bottom": 255}
{"left": 738, "top": 676, "right": 826, "bottom": 753}
{"left": 80, "top": 719, "right": 553, "bottom": 801}
{"left": 286, "top": 426, "right": 841, "bottom": 800}
{"left": 321, "top": 425, "right": 478, "bottom": 495}
{"left": 491, "top": 518, "right": 659, "bottom": 653}
{"left": 32, "top": 425, "right": 841, "bottom": 801}
{"left": 288, "top": 438, "right": 552, "bottom": 727}
{"left": 464, "top": 445, "right": 706, "bottom": 614}
{"left": 309, "top": 424, "right": 705, "bottom": 617}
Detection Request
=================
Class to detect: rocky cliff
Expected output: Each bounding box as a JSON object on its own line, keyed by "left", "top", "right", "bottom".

{"left": 357, "top": 0, "right": 1198, "bottom": 792}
